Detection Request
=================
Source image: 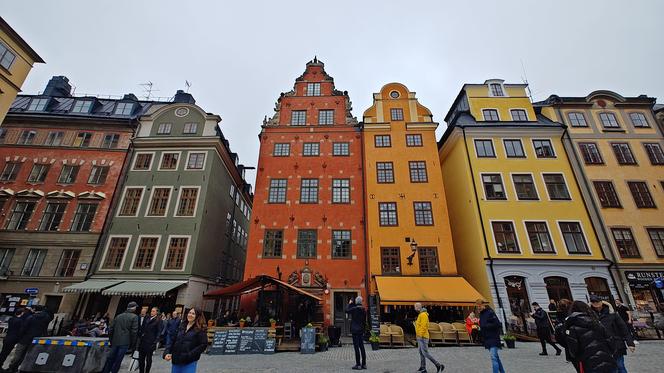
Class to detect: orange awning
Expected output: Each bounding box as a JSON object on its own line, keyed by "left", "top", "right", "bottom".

{"left": 204, "top": 275, "right": 322, "bottom": 301}
{"left": 375, "top": 276, "right": 484, "bottom": 306}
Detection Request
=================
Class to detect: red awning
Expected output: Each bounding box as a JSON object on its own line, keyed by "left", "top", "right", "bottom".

{"left": 203, "top": 275, "right": 322, "bottom": 301}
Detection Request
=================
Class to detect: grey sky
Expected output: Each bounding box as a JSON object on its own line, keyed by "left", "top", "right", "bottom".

{"left": 5, "top": 0, "right": 663, "bottom": 186}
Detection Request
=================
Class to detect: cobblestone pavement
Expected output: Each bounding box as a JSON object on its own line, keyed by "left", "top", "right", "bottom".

{"left": 119, "top": 340, "right": 664, "bottom": 373}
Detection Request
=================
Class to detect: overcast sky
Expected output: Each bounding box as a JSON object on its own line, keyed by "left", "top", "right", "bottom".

{"left": 5, "top": 0, "right": 663, "bottom": 185}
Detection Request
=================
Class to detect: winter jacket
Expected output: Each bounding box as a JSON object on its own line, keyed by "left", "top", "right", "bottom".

{"left": 138, "top": 316, "right": 163, "bottom": 352}
{"left": 166, "top": 317, "right": 181, "bottom": 342}
{"left": 594, "top": 304, "right": 634, "bottom": 357}
{"left": 479, "top": 306, "right": 501, "bottom": 349}
{"left": 532, "top": 308, "right": 552, "bottom": 331}
{"left": 415, "top": 310, "right": 430, "bottom": 339}
{"left": 4, "top": 315, "right": 23, "bottom": 344}
{"left": 345, "top": 304, "right": 366, "bottom": 335}
{"left": 563, "top": 312, "right": 616, "bottom": 373}
{"left": 164, "top": 325, "right": 208, "bottom": 366}
{"left": 18, "top": 310, "right": 53, "bottom": 345}
{"left": 108, "top": 310, "right": 139, "bottom": 348}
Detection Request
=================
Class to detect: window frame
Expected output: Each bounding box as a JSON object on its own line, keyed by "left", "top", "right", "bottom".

{"left": 611, "top": 142, "right": 637, "bottom": 165}
{"left": 70, "top": 202, "right": 98, "bottom": 232}
{"left": 182, "top": 122, "right": 198, "bottom": 134}
{"left": 331, "top": 230, "right": 352, "bottom": 259}
{"left": 390, "top": 108, "right": 404, "bottom": 121}
{"left": 38, "top": 201, "right": 67, "bottom": 231}
{"left": 268, "top": 179, "right": 287, "bottom": 204}
{"left": 291, "top": 110, "right": 307, "bottom": 126}
{"left": 88, "top": 165, "right": 109, "bottom": 185}
{"left": 162, "top": 235, "right": 191, "bottom": 271}
{"left": 71, "top": 100, "right": 93, "bottom": 114}
{"left": 599, "top": 112, "right": 620, "bottom": 129}
{"left": 157, "top": 123, "right": 172, "bottom": 135}
{"left": 0, "top": 162, "right": 22, "bottom": 182}
{"left": 273, "top": 143, "right": 291, "bottom": 157}
{"left": 406, "top": 134, "right": 423, "bottom": 147}
{"left": 21, "top": 249, "right": 47, "bottom": 277}
{"left": 374, "top": 135, "right": 392, "bottom": 148}
{"left": 510, "top": 109, "right": 528, "bottom": 121}
{"left": 378, "top": 202, "right": 399, "bottom": 227}
{"left": 558, "top": 221, "right": 591, "bottom": 254}
{"left": 44, "top": 131, "right": 64, "bottom": 146}
{"left": 627, "top": 181, "right": 656, "bottom": 208}
{"left": 130, "top": 235, "right": 161, "bottom": 271}
{"left": 380, "top": 247, "right": 401, "bottom": 275}
{"left": 332, "top": 178, "right": 350, "bottom": 204}
{"left": 186, "top": 152, "right": 206, "bottom": 170}
{"left": 56, "top": 249, "right": 81, "bottom": 277}
{"left": 296, "top": 229, "right": 317, "bottom": 259}
{"left": 481, "top": 173, "right": 507, "bottom": 200}
{"left": 57, "top": 165, "right": 80, "bottom": 184}
{"left": 578, "top": 142, "right": 604, "bottom": 165}
{"left": 318, "top": 109, "right": 334, "bottom": 125}
{"left": 524, "top": 221, "right": 556, "bottom": 254}
{"left": 413, "top": 201, "right": 434, "bottom": 226}
{"left": 503, "top": 139, "right": 525, "bottom": 158}
{"left": 132, "top": 152, "right": 155, "bottom": 171}
{"left": 175, "top": 186, "right": 200, "bottom": 217}
{"left": 117, "top": 187, "right": 145, "bottom": 217}
{"left": 145, "top": 186, "right": 173, "bottom": 217}
{"left": 17, "top": 130, "right": 37, "bottom": 145}
{"left": 488, "top": 83, "right": 505, "bottom": 97}
{"left": 262, "top": 229, "right": 284, "bottom": 258}
{"left": 629, "top": 112, "right": 649, "bottom": 128}
{"left": 418, "top": 247, "right": 440, "bottom": 275}
{"left": 474, "top": 139, "right": 496, "bottom": 158}
{"left": 592, "top": 181, "right": 622, "bottom": 208}
{"left": 491, "top": 221, "right": 521, "bottom": 254}
{"left": 100, "top": 235, "right": 131, "bottom": 271}
{"left": 27, "top": 163, "right": 50, "bottom": 184}
{"left": 302, "top": 142, "right": 320, "bottom": 157}
{"left": 5, "top": 201, "right": 36, "bottom": 230}
{"left": 306, "top": 82, "right": 321, "bottom": 97}
{"left": 332, "top": 142, "right": 350, "bottom": 156}
{"left": 73, "top": 132, "right": 92, "bottom": 148}
{"left": 511, "top": 173, "right": 539, "bottom": 200}
{"left": 101, "top": 133, "right": 120, "bottom": 149}
{"left": 376, "top": 162, "right": 395, "bottom": 184}
{"left": 114, "top": 102, "right": 134, "bottom": 116}
{"left": 567, "top": 112, "right": 588, "bottom": 127}
{"left": 158, "top": 152, "right": 181, "bottom": 171}
{"left": 0, "top": 41, "right": 17, "bottom": 70}
{"left": 646, "top": 228, "right": 664, "bottom": 258}
{"left": 643, "top": 143, "right": 664, "bottom": 165}
{"left": 482, "top": 109, "right": 499, "bottom": 121}
{"left": 532, "top": 139, "right": 556, "bottom": 158}
{"left": 611, "top": 227, "right": 641, "bottom": 258}
{"left": 299, "top": 178, "right": 319, "bottom": 204}
{"left": 408, "top": 161, "right": 428, "bottom": 183}
{"left": 542, "top": 173, "right": 571, "bottom": 201}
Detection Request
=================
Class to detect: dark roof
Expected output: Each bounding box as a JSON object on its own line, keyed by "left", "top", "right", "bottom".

{"left": 0, "top": 16, "right": 44, "bottom": 63}
{"left": 654, "top": 104, "right": 664, "bottom": 112}
{"left": 534, "top": 91, "right": 656, "bottom": 107}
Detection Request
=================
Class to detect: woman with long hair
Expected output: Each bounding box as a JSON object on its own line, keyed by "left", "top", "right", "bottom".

{"left": 562, "top": 301, "right": 615, "bottom": 373}
{"left": 163, "top": 308, "right": 208, "bottom": 373}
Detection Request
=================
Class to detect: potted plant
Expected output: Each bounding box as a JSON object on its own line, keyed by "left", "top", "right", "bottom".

{"left": 368, "top": 331, "right": 380, "bottom": 350}
{"left": 503, "top": 333, "right": 516, "bottom": 349}
{"left": 239, "top": 318, "right": 246, "bottom": 328}
{"left": 269, "top": 318, "right": 277, "bottom": 328}
{"left": 317, "top": 334, "right": 330, "bottom": 352}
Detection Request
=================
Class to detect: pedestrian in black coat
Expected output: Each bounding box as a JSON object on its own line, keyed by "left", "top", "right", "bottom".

{"left": 590, "top": 297, "right": 635, "bottom": 373}
{"left": 7, "top": 305, "right": 52, "bottom": 373}
{"left": 138, "top": 307, "right": 162, "bottom": 373}
{"left": 531, "top": 302, "right": 561, "bottom": 356}
{"left": 562, "top": 301, "right": 616, "bottom": 373}
{"left": 477, "top": 299, "right": 505, "bottom": 373}
{"left": 0, "top": 309, "right": 24, "bottom": 368}
{"left": 345, "top": 296, "right": 367, "bottom": 370}
{"left": 164, "top": 308, "right": 208, "bottom": 373}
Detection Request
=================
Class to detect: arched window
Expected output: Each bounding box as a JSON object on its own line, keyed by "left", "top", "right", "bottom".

{"left": 585, "top": 277, "right": 614, "bottom": 304}
{"left": 544, "top": 276, "right": 572, "bottom": 302}
{"left": 504, "top": 276, "right": 531, "bottom": 334}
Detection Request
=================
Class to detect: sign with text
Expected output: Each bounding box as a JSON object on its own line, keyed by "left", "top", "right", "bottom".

{"left": 626, "top": 271, "right": 664, "bottom": 289}
{"left": 208, "top": 328, "right": 275, "bottom": 355}
{"left": 300, "top": 327, "right": 316, "bottom": 354}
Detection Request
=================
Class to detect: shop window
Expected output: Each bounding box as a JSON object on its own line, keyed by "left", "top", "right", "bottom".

{"left": 544, "top": 276, "right": 573, "bottom": 302}
{"left": 585, "top": 277, "right": 614, "bottom": 303}
{"left": 505, "top": 276, "right": 531, "bottom": 333}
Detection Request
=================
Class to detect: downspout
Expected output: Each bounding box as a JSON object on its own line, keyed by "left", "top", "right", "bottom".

{"left": 359, "top": 123, "right": 371, "bottom": 311}
{"left": 461, "top": 126, "right": 508, "bottom": 329}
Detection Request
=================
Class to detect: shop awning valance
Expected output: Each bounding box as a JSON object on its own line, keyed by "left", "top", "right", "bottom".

{"left": 204, "top": 275, "right": 322, "bottom": 301}
{"left": 375, "top": 276, "right": 484, "bottom": 306}
{"left": 62, "top": 280, "right": 124, "bottom": 294}
{"left": 101, "top": 281, "right": 186, "bottom": 296}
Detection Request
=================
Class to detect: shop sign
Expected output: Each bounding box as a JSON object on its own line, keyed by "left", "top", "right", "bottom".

{"left": 625, "top": 271, "right": 664, "bottom": 289}
{"left": 24, "top": 288, "right": 39, "bottom": 295}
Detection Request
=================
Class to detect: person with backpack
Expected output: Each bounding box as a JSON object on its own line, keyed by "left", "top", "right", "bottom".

{"left": 590, "top": 296, "right": 635, "bottom": 373}
{"left": 561, "top": 301, "right": 616, "bottom": 373}
{"left": 531, "top": 302, "right": 562, "bottom": 356}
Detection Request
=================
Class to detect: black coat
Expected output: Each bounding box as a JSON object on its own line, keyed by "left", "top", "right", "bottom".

{"left": 4, "top": 316, "right": 23, "bottom": 344}
{"left": 164, "top": 325, "right": 207, "bottom": 366}
{"left": 479, "top": 306, "right": 501, "bottom": 349}
{"left": 138, "top": 316, "right": 162, "bottom": 352}
{"left": 345, "top": 304, "right": 366, "bottom": 335}
{"left": 532, "top": 308, "right": 552, "bottom": 331}
{"left": 594, "top": 305, "right": 634, "bottom": 357}
{"left": 563, "top": 312, "right": 616, "bottom": 373}
{"left": 19, "top": 311, "right": 52, "bottom": 345}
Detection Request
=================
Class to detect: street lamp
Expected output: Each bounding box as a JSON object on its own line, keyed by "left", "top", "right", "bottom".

{"left": 406, "top": 239, "right": 418, "bottom": 266}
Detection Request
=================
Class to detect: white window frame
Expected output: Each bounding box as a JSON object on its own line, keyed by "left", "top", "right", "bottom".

{"left": 555, "top": 220, "right": 592, "bottom": 255}
{"left": 522, "top": 220, "right": 557, "bottom": 255}
{"left": 185, "top": 151, "right": 207, "bottom": 170}
{"left": 144, "top": 186, "right": 174, "bottom": 217}
{"left": 482, "top": 108, "right": 500, "bottom": 121}
{"left": 487, "top": 81, "right": 508, "bottom": 97}
{"left": 531, "top": 138, "right": 557, "bottom": 158}
{"left": 116, "top": 186, "right": 146, "bottom": 217}
{"left": 130, "top": 235, "right": 162, "bottom": 271}
{"left": 98, "top": 235, "right": 132, "bottom": 272}
{"left": 161, "top": 235, "right": 191, "bottom": 271}
{"left": 183, "top": 122, "right": 198, "bottom": 134}
{"left": 157, "top": 123, "right": 173, "bottom": 135}
{"left": 132, "top": 152, "right": 155, "bottom": 171}
{"left": 480, "top": 172, "right": 508, "bottom": 201}
{"left": 509, "top": 172, "right": 540, "bottom": 201}
{"left": 174, "top": 186, "right": 201, "bottom": 217}
{"left": 489, "top": 219, "right": 522, "bottom": 255}
{"left": 541, "top": 172, "right": 572, "bottom": 202}
{"left": 157, "top": 151, "right": 181, "bottom": 171}
{"left": 509, "top": 108, "right": 529, "bottom": 121}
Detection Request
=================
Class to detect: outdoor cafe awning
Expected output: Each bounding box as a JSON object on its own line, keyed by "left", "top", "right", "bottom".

{"left": 101, "top": 280, "right": 187, "bottom": 297}
{"left": 62, "top": 279, "right": 124, "bottom": 294}
{"left": 203, "top": 275, "right": 322, "bottom": 301}
{"left": 375, "top": 276, "right": 484, "bottom": 306}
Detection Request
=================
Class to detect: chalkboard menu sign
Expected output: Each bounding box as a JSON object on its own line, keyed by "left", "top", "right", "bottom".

{"left": 300, "top": 327, "right": 316, "bottom": 354}
{"left": 209, "top": 331, "right": 228, "bottom": 355}
{"left": 208, "top": 329, "right": 275, "bottom": 355}
{"left": 369, "top": 295, "right": 380, "bottom": 334}
{"left": 224, "top": 329, "right": 242, "bottom": 354}
{"left": 264, "top": 338, "right": 276, "bottom": 354}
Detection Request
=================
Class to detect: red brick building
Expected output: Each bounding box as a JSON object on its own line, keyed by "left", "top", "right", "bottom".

{"left": 242, "top": 59, "right": 366, "bottom": 333}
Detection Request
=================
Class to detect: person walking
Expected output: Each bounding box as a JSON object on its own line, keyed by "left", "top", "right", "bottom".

{"left": 561, "top": 300, "right": 615, "bottom": 373}
{"left": 414, "top": 303, "right": 444, "bottom": 373}
{"left": 614, "top": 299, "right": 637, "bottom": 342}
{"left": 531, "top": 302, "right": 562, "bottom": 356}
{"left": 163, "top": 308, "right": 208, "bottom": 373}
{"left": 345, "top": 296, "right": 367, "bottom": 370}
{"left": 0, "top": 309, "right": 24, "bottom": 370}
{"left": 590, "top": 296, "right": 635, "bottom": 373}
{"left": 476, "top": 299, "right": 505, "bottom": 373}
{"left": 138, "top": 307, "right": 162, "bottom": 373}
{"left": 166, "top": 311, "right": 182, "bottom": 347}
{"left": 103, "top": 302, "right": 140, "bottom": 373}
{"left": 6, "top": 305, "right": 52, "bottom": 373}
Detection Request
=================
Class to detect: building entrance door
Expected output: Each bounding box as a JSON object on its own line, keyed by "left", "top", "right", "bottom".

{"left": 334, "top": 291, "right": 357, "bottom": 336}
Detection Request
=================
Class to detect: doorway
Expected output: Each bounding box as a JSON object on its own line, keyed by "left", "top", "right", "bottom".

{"left": 334, "top": 291, "right": 357, "bottom": 336}
{"left": 44, "top": 295, "right": 63, "bottom": 314}
{"left": 504, "top": 276, "right": 531, "bottom": 334}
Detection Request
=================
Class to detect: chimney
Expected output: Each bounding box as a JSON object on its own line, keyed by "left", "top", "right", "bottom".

{"left": 173, "top": 90, "right": 195, "bottom": 104}
{"left": 43, "top": 76, "right": 72, "bottom": 97}
{"left": 122, "top": 93, "right": 138, "bottom": 101}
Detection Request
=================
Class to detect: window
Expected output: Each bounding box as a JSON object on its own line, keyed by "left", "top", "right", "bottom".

{"left": 39, "top": 202, "right": 67, "bottom": 231}
{"left": 374, "top": 135, "right": 391, "bottom": 148}
{"left": 306, "top": 83, "right": 321, "bottom": 96}
{"left": 134, "top": 153, "right": 153, "bottom": 170}
{"left": 268, "top": 179, "right": 287, "bottom": 203}
{"left": 44, "top": 131, "right": 64, "bottom": 146}
{"left": 644, "top": 143, "right": 664, "bottom": 165}
{"left": 332, "top": 230, "right": 351, "bottom": 258}
{"left": 567, "top": 112, "right": 588, "bottom": 127}
{"left": 157, "top": 123, "right": 172, "bottom": 135}
{"left": 525, "top": 222, "right": 555, "bottom": 253}
{"left": 492, "top": 222, "right": 520, "bottom": 253}
{"left": 28, "top": 98, "right": 49, "bottom": 111}
{"left": 593, "top": 181, "right": 621, "bottom": 208}
{"left": 70, "top": 203, "right": 97, "bottom": 231}
{"left": 378, "top": 202, "right": 398, "bottom": 226}
{"left": 409, "top": 161, "right": 428, "bottom": 183}
{"left": 504, "top": 139, "right": 525, "bottom": 157}
{"left": 512, "top": 174, "right": 538, "bottom": 200}
{"left": 17, "top": 130, "right": 36, "bottom": 145}
{"left": 56, "top": 250, "right": 81, "bottom": 277}
{"left": 377, "top": 247, "right": 399, "bottom": 275}
{"left": 187, "top": 152, "right": 206, "bottom": 169}
{"left": 332, "top": 142, "right": 349, "bottom": 156}
{"left": 27, "top": 164, "right": 50, "bottom": 183}
{"left": 183, "top": 123, "right": 198, "bottom": 134}
{"left": 0, "top": 162, "right": 21, "bottom": 182}
{"left": 611, "top": 143, "right": 636, "bottom": 165}
{"left": 475, "top": 140, "right": 495, "bottom": 157}
{"left": 303, "top": 143, "right": 320, "bottom": 156}
{"left": 489, "top": 83, "right": 504, "bottom": 97}
{"left": 291, "top": 110, "right": 306, "bottom": 126}
{"left": 273, "top": 143, "right": 290, "bottom": 156}
{"left": 297, "top": 230, "right": 317, "bottom": 258}
{"left": 406, "top": 134, "right": 423, "bottom": 147}
{"left": 263, "top": 230, "right": 283, "bottom": 258}
{"left": 165, "top": 237, "right": 188, "bottom": 270}
{"left": 628, "top": 181, "right": 656, "bottom": 208}
{"left": 376, "top": 162, "right": 394, "bottom": 183}
{"left": 134, "top": 237, "right": 158, "bottom": 269}
{"left": 102, "top": 237, "right": 129, "bottom": 269}
{"left": 482, "top": 174, "right": 506, "bottom": 200}
{"left": 5, "top": 202, "right": 35, "bottom": 230}
{"left": 612, "top": 228, "right": 640, "bottom": 258}
{"left": 599, "top": 112, "right": 620, "bottom": 128}
{"left": 88, "top": 166, "right": 109, "bottom": 185}
{"left": 160, "top": 153, "right": 179, "bottom": 170}
{"left": 647, "top": 228, "right": 664, "bottom": 257}
{"left": 119, "top": 188, "right": 143, "bottom": 216}
{"left": 413, "top": 202, "right": 433, "bottom": 225}
{"left": 332, "top": 179, "right": 350, "bottom": 203}
{"left": 22, "top": 249, "right": 46, "bottom": 276}
{"left": 579, "top": 143, "right": 603, "bottom": 164}
{"left": 73, "top": 132, "right": 92, "bottom": 148}
{"left": 318, "top": 110, "right": 334, "bottom": 125}
{"left": 0, "top": 248, "right": 14, "bottom": 276}
{"left": 101, "top": 134, "right": 120, "bottom": 149}
{"left": 58, "top": 165, "right": 80, "bottom": 184}
{"left": 533, "top": 139, "right": 555, "bottom": 158}
{"left": 511, "top": 109, "right": 528, "bottom": 121}
{"left": 390, "top": 108, "right": 404, "bottom": 121}
{"left": 482, "top": 109, "right": 499, "bottom": 121}
{"left": 114, "top": 102, "right": 134, "bottom": 115}
{"left": 71, "top": 100, "right": 93, "bottom": 113}
{"left": 300, "top": 179, "right": 318, "bottom": 204}
{"left": 559, "top": 222, "right": 589, "bottom": 254}
{"left": 147, "top": 188, "right": 171, "bottom": 216}
{"left": 176, "top": 188, "right": 199, "bottom": 216}
{"left": 0, "top": 42, "right": 17, "bottom": 69}
{"left": 543, "top": 174, "right": 570, "bottom": 200}
{"left": 418, "top": 247, "right": 440, "bottom": 274}
{"left": 629, "top": 113, "right": 649, "bottom": 128}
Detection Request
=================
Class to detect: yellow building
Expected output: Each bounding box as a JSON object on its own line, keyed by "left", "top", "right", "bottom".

{"left": 438, "top": 80, "right": 616, "bottom": 333}
{"left": 362, "top": 83, "right": 482, "bottom": 322}
{"left": 537, "top": 92, "right": 664, "bottom": 317}
{"left": 0, "top": 16, "right": 44, "bottom": 124}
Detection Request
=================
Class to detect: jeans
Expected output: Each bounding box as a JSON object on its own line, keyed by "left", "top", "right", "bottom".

{"left": 172, "top": 361, "right": 197, "bottom": 373}
{"left": 417, "top": 337, "right": 440, "bottom": 370}
{"left": 615, "top": 355, "right": 627, "bottom": 373}
{"left": 138, "top": 348, "right": 154, "bottom": 373}
{"left": 489, "top": 346, "right": 505, "bottom": 373}
{"left": 351, "top": 333, "right": 366, "bottom": 366}
{"left": 7, "top": 343, "right": 29, "bottom": 372}
{"left": 103, "top": 345, "right": 129, "bottom": 373}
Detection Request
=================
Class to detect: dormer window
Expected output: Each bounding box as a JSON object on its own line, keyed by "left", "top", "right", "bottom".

{"left": 114, "top": 102, "right": 134, "bottom": 115}
{"left": 28, "top": 98, "right": 49, "bottom": 111}
{"left": 489, "top": 83, "right": 505, "bottom": 97}
{"left": 157, "top": 123, "right": 172, "bottom": 135}
{"left": 0, "top": 42, "right": 17, "bottom": 70}
{"left": 482, "top": 109, "right": 499, "bottom": 121}
{"left": 306, "top": 83, "right": 321, "bottom": 96}
{"left": 71, "top": 100, "right": 93, "bottom": 113}
{"left": 183, "top": 123, "right": 198, "bottom": 134}
{"left": 510, "top": 109, "right": 528, "bottom": 121}
{"left": 599, "top": 112, "right": 620, "bottom": 129}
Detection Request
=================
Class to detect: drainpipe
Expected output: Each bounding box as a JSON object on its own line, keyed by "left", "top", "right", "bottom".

{"left": 359, "top": 123, "right": 371, "bottom": 315}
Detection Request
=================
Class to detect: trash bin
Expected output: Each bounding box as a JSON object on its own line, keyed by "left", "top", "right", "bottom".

{"left": 327, "top": 326, "right": 341, "bottom": 347}
{"left": 20, "top": 336, "right": 109, "bottom": 373}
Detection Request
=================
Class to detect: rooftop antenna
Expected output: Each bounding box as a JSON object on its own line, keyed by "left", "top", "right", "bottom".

{"left": 185, "top": 80, "right": 192, "bottom": 93}
{"left": 520, "top": 59, "right": 533, "bottom": 101}
{"left": 140, "top": 81, "right": 160, "bottom": 100}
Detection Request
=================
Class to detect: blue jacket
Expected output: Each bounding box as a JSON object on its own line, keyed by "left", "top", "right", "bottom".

{"left": 479, "top": 306, "right": 502, "bottom": 349}
{"left": 166, "top": 317, "right": 181, "bottom": 342}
